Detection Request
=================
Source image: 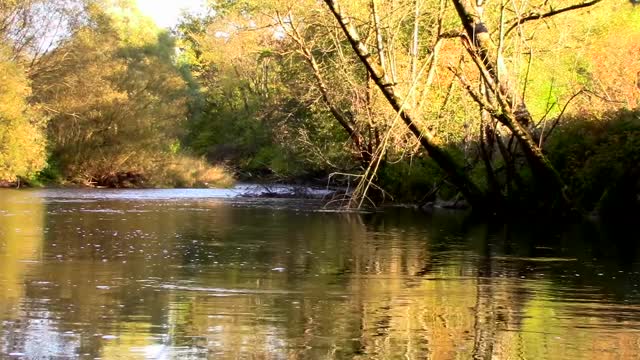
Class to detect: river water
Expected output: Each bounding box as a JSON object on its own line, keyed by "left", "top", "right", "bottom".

{"left": 0, "top": 188, "right": 639, "bottom": 359}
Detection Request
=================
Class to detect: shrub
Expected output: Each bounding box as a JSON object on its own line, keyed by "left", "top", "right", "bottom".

{"left": 153, "top": 155, "right": 234, "bottom": 188}
{"left": 546, "top": 109, "right": 640, "bottom": 213}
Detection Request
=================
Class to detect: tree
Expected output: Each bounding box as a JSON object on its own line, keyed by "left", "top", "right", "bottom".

{"left": 178, "top": 0, "right": 439, "bottom": 190}
{"left": 0, "top": 45, "right": 46, "bottom": 182}
{"left": 0, "top": 0, "right": 66, "bottom": 183}
{"left": 32, "top": 1, "right": 190, "bottom": 185}
{"left": 322, "top": 0, "right": 610, "bottom": 213}
{"left": 0, "top": 0, "right": 88, "bottom": 72}
{"left": 176, "top": 1, "right": 364, "bottom": 179}
{"left": 323, "top": 0, "right": 487, "bottom": 207}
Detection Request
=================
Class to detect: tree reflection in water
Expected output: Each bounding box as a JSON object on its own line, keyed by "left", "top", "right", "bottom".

{"left": 0, "top": 189, "right": 639, "bottom": 359}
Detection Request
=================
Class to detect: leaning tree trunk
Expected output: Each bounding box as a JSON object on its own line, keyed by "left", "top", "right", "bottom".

{"left": 324, "top": 0, "right": 487, "bottom": 209}
{"left": 451, "top": 0, "right": 572, "bottom": 210}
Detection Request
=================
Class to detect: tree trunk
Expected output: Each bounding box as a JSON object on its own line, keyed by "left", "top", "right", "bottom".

{"left": 452, "top": 0, "right": 533, "bottom": 126}
{"left": 451, "top": 0, "right": 572, "bottom": 210}
{"left": 370, "top": 0, "right": 389, "bottom": 84}
{"left": 324, "top": 0, "right": 487, "bottom": 209}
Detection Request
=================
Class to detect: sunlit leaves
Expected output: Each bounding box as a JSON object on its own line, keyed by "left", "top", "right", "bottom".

{"left": 0, "top": 46, "right": 47, "bottom": 182}
{"left": 33, "top": 1, "right": 189, "bottom": 184}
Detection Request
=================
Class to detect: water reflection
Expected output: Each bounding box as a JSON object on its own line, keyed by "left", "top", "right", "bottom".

{"left": 0, "top": 191, "right": 44, "bottom": 317}
{"left": 0, "top": 189, "right": 639, "bottom": 359}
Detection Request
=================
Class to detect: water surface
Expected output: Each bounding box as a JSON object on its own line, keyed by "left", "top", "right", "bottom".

{"left": 1, "top": 189, "right": 639, "bottom": 359}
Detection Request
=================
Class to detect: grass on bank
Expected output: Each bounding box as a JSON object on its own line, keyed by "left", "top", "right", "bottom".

{"left": 25, "top": 153, "right": 235, "bottom": 189}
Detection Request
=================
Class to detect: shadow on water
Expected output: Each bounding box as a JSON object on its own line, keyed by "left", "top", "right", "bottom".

{"left": 0, "top": 189, "right": 639, "bottom": 359}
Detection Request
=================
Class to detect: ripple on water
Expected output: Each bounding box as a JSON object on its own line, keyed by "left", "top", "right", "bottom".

{"left": 2, "top": 188, "right": 640, "bottom": 359}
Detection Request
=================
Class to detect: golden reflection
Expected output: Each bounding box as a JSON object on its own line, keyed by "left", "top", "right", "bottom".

{"left": 99, "top": 322, "right": 155, "bottom": 359}
{"left": 0, "top": 190, "right": 44, "bottom": 317}
{"left": 2, "top": 194, "right": 640, "bottom": 359}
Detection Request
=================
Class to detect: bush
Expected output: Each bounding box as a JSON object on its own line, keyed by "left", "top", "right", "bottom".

{"left": 377, "top": 156, "right": 448, "bottom": 203}
{"left": 546, "top": 109, "right": 640, "bottom": 214}
{"left": 153, "top": 155, "right": 234, "bottom": 188}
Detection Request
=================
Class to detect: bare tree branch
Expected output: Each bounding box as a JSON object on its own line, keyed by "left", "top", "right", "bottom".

{"left": 542, "top": 89, "right": 585, "bottom": 144}
{"left": 506, "top": 0, "right": 603, "bottom": 35}
{"left": 323, "top": 0, "right": 488, "bottom": 208}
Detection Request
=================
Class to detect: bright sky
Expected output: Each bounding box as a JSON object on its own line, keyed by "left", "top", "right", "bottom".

{"left": 135, "top": 0, "right": 207, "bottom": 28}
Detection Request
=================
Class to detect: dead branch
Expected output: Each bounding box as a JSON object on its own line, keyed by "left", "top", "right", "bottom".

{"left": 505, "top": 0, "right": 603, "bottom": 35}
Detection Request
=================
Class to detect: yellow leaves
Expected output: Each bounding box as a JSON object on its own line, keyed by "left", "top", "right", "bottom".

{"left": 103, "top": 0, "right": 162, "bottom": 47}
{"left": 28, "top": 2, "right": 191, "bottom": 183}
{"left": 0, "top": 46, "right": 47, "bottom": 181}
{"left": 0, "top": 49, "right": 31, "bottom": 123}
{"left": 516, "top": 1, "right": 640, "bottom": 118}
{"left": 0, "top": 120, "right": 47, "bottom": 181}
{"left": 154, "top": 155, "right": 234, "bottom": 188}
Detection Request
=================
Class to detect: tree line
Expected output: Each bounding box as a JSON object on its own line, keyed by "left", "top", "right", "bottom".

{"left": 1, "top": 0, "right": 232, "bottom": 188}
{"left": 1, "top": 0, "right": 638, "bottom": 216}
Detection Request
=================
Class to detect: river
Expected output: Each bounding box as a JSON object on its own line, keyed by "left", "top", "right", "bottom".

{"left": 0, "top": 188, "right": 639, "bottom": 359}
